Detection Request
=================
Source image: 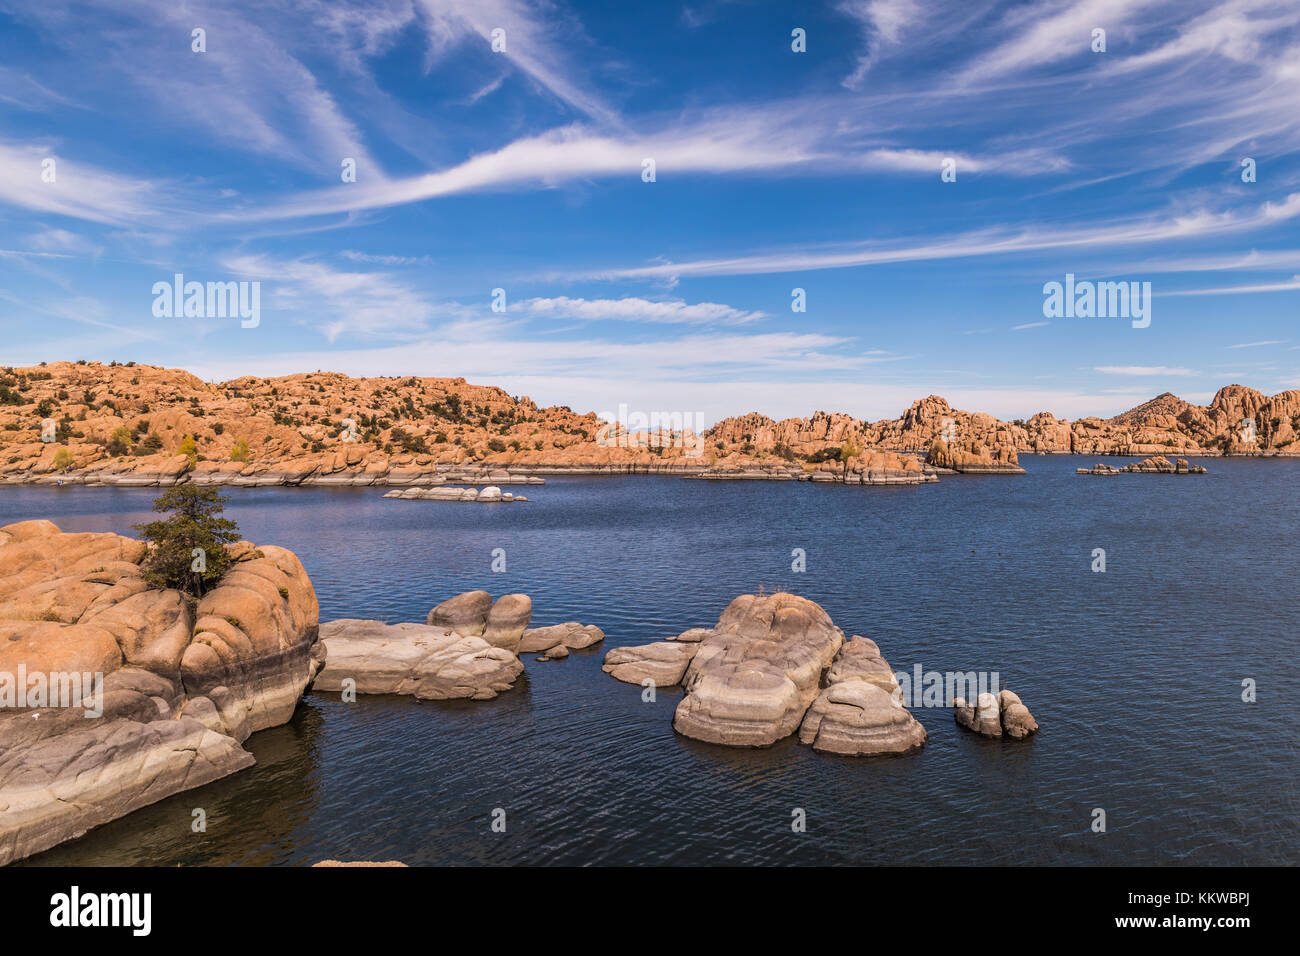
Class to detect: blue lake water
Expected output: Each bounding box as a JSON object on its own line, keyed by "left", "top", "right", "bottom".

{"left": 4, "top": 455, "right": 1297, "bottom": 866}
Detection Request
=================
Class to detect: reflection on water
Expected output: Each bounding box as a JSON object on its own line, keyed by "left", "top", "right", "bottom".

{"left": 5, "top": 457, "right": 1298, "bottom": 865}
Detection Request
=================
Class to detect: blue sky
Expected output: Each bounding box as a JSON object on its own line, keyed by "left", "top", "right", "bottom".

{"left": 1, "top": 0, "right": 1298, "bottom": 423}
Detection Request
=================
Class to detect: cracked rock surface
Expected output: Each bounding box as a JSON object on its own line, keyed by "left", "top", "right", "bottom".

{"left": 0, "top": 519, "right": 321, "bottom": 866}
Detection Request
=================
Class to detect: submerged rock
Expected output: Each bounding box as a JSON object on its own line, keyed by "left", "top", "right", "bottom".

{"left": 313, "top": 619, "right": 523, "bottom": 700}
{"left": 0, "top": 520, "right": 321, "bottom": 866}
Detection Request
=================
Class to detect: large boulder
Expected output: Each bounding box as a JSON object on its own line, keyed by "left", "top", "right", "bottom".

{"left": 0, "top": 520, "right": 321, "bottom": 866}
{"left": 798, "top": 636, "right": 926, "bottom": 756}
{"left": 672, "top": 593, "right": 845, "bottom": 747}
{"left": 482, "top": 594, "right": 532, "bottom": 652}
{"left": 425, "top": 590, "right": 492, "bottom": 635}
{"left": 519, "top": 622, "right": 604, "bottom": 653}
{"left": 313, "top": 619, "right": 523, "bottom": 700}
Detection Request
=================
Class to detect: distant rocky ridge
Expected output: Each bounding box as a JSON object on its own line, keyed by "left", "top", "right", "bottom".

{"left": 709, "top": 386, "right": 1300, "bottom": 463}
{"left": 0, "top": 363, "right": 1294, "bottom": 489}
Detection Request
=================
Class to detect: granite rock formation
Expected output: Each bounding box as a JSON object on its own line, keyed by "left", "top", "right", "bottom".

{"left": 955, "top": 689, "right": 1038, "bottom": 740}
{"left": 605, "top": 594, "right": 926, "bottom": 758}
{"left": 0, "top": 519, "right": 321, "bottom": 866}
{"left": 519, "top": 622, "right": 605, "bottom": 654}
{"left": 3, "top": 362, "right": 1287, "bottom": 489}
{"left": 312, "top": 620, "right": 523, "bottom": 700}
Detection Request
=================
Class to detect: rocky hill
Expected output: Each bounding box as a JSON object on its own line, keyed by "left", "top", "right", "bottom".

{"left": 0, "top": 362, "right": 1295, "bottom": 486}
{"left": 707, "top": 386, "right": 1300, "bottom": 460}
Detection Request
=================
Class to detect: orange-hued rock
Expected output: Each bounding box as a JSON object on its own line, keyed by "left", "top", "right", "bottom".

{"left": 0, "top": 519, "right": 321, "bottom": 866}
{"left": 1, "top": 363, "right": 1293, "bottom": 488}
{"left": 313, "top": 860, "right": 409, "bottom": 867}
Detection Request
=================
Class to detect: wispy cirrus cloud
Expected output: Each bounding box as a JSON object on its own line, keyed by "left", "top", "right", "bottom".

{"left": 839, "top": 0, "right": 920, "bottom": 88}
{"left": 0, "top": 140, "right": 171, "bottom": 225}
{"left": 579, "top": 192, "right": 1300, "bottom": 280}
{"left": 1095, "top": 365, "right": 1198, "bottom": 376}
{"left": 516, "top": 295, "right": 764, "bottom": 325}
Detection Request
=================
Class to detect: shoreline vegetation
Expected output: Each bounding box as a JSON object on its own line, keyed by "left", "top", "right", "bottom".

{"left": 0, "top": 362, "right": 1296, "bottom": 490}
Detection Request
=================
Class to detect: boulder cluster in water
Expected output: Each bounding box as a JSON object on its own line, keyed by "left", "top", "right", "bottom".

{"left": 312, "top": 591, "right": 605, "bottom": 701}
{"left": 606, "top": 593, "right": 937, "bottom": 758}
{"left": 0, "top": 522, "right": 1040, "bottom": 864}
{"left": 1077, "top": 456, "right": 1208, "bottom": 475}
{"left": 955, "top": 691, "right": 1039, "bottom": 739}
{"left": 382, "top": 485, "right": 529, "bottom": 502}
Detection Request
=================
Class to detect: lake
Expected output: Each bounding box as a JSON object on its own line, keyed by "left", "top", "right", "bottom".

{"left": 5, "top": 455, "right": 1297, "bottom": 866}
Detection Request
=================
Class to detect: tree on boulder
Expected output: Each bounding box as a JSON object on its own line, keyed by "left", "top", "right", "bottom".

{"left": 134, "top": 485, "right": 241, "bottom": 597}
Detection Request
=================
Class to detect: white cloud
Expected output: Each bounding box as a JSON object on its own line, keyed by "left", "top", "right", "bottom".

{"left": 1094, "top": 365, "right": 1197, "bottom": 376}
{"left": 839, "top": 0, "right": 921, "bottom": 88}
{"left": 0, "top": 141, "right": 170, "bottom": 225}
{"left": 222, "top": 254, "right": 440, "bottom": 340}
{"left": 582, "top": 192, "right": 1300, "bottom": 280}
{"left": 516, "top": 296, "right": 764, "bottom": 325}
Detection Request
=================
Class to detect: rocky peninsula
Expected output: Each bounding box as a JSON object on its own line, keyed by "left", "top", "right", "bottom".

{"left": 0, "top": 519, "right": 322, "bottom": 866}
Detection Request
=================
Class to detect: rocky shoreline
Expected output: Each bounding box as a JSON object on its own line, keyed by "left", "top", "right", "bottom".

{"left": 1, "top": 530, "right": 1040, "bottom": 864}
{"left": 0, "top": 519, "right": 322, "bottom": 867}
{"left": 4, "top": 363, "right": 1293, "bottom": 495}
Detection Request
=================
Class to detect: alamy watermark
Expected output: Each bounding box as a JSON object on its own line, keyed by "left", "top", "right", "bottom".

{"left": 1043, "top": 273, "right": 1151, "bottom": 328}
{"left": 152, "top": 273, "right": 260, "bottom": 328}
{"left": 1, "top": 667, "right": 104, "bottom": 717}
{"left": 891, "top": 665, "right": 1000, "bottom": 708}
{"left": 596, "top": 403, "right": 706, "bottom": 458}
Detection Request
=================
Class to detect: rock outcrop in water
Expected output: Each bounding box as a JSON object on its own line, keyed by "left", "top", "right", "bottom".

{"left": 383, "top": 486, "right": 530, "bottom": 502}
{"left": 955, "top": 690, "right": 1038, "bottom": 740}
{"left": 0, "top": 519, "right": 321, "bottom": 866}
{"left": 519, "top": 622, "right": 605, "bottom": 654}
{"left": 314, "top": 593, "right": 603, "bottom": 697}
{"left": 606, "top": 594, "right": 926, "bottom": 757}
{"left": 798, "top": 636, "right": 926, "bottom": 755}
{"left": 312, "top": 620, "right": 523, "bottom": 700}
{"left": 1120, "top": 456, "right": 1207, "bottom": 474}
{"left": 1078, "top": 457, "right": 1207, "bottom": 475}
